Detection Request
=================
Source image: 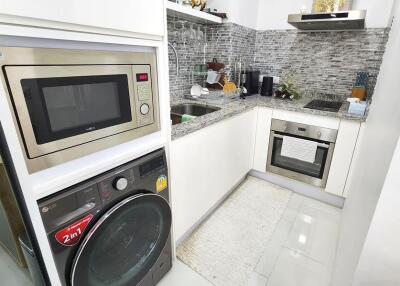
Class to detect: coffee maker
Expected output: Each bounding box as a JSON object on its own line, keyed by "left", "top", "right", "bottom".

{"left": 241, "top": 71, "right": 260, "bottom": 96}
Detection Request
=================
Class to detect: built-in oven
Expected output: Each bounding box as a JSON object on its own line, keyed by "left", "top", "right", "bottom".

{"left": 267, "top": 119, "right": 338, "bottom": 188}
{"left": 0, "top": 47, "right": 160, "bottom": 173}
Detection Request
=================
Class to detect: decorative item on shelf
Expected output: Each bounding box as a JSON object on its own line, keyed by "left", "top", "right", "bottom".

{"left": 190, "top": 0, "right": 207, "bottom": 11}
{"left": 181, "top": 0, "right": 192, "bottom": 7}
{"left": 203, "top": 8, "right": 228, "bottom": 19}
{"left": 274, "top": 73, "right": 301, "bottom": 100}
{"left": 351, "top": 71, "right": 369, "bottom": 101}
{"left": 312, "top": 0, "right": 353, "bottom": 12}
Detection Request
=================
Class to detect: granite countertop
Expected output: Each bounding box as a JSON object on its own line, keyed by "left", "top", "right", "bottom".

{"left": 170, "top": 94, "right": 368, "bottom": 140}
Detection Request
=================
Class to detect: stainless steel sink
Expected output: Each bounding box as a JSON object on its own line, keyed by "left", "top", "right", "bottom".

{"left": 171, "top": 103, "right": 221, "bottom": 125}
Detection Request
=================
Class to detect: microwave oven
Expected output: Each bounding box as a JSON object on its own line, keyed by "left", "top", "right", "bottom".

{"left": 0, "top": 47, "right": 160, "bottom": 173}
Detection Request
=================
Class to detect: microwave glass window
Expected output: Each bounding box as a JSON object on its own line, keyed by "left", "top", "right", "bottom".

{"left": 21, "top": 74, "right": 133, "bottom": 145}
{"left": 43, "top": 82, "right": 121, "bottom": 132}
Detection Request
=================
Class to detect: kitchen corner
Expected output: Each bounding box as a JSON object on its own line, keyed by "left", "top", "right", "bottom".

{"left": 170, "top": 93, "right": 368, "bottom": 140}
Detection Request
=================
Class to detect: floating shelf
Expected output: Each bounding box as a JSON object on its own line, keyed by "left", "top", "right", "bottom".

{"left": 166, "top": 1, "right": 223, "bottom": 24}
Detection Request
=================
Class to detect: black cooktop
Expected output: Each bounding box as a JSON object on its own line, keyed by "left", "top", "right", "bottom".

{"left": 304, "top": 99, "right": 343, "bottom": 113}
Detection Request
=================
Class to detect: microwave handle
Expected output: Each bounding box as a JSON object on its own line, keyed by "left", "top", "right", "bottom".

{"left": 272, "top": 133, "right": 331, "bottom": 149}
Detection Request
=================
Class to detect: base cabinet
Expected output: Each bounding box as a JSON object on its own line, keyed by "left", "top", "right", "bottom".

{"left": 325, "top": 120, "right": 361, "bottom": 197}
{"left": 253, "top": 107, "right": 273, "bottom": 172}
{"left": 170, "top": 110, "right": 257, "bottom": 242}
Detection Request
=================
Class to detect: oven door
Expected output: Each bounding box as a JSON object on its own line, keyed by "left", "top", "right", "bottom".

{"left": 266, "top": 132, "right": 335, "bottom": 188}
{"left": 5, "top": 65, "right": 140, "bottom": 159}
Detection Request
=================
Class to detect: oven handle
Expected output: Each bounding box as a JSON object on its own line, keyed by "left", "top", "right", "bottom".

{"left": 272, "top": 133, "right": 331, "bottom": 149}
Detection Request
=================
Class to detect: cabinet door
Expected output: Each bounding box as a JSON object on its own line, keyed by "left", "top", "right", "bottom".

{"left": 170, "top": 110, "right": 257, "bottom": 242}
{"left": 253, "top": 107, "right": 273, "bottom": 172}
{"left": 0, "top": 0, "right": 164, "bottom": 37}
{"left": 325, "top": 120, "right": 361, "bottom": 197}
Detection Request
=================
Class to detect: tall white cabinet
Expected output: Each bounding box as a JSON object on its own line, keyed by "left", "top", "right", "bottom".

{"left": 0, "top": 0, "right": 165, "bottom": 38}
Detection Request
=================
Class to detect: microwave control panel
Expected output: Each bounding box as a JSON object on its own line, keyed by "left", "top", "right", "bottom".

{"left": 133, "top": 65, "right": 154, "bottom": 127}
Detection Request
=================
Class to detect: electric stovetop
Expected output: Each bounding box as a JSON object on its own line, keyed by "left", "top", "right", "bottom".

{"left": 304, "top": 99, "right": 343, "bottom": 113}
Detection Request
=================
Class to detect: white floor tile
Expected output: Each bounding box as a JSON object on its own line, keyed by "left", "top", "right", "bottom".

{"left": 281, "top": 193, "right": 304, "bottom": 222}
{"left": 247, "top": 271, "right": 268, "bottom": 286}
{"left": 158, "top": 259, "right": 213, "bottom": 286}
{"left": 0, "top": 246, "right": 32, "bottom": 286}
{"left": 266, "top": 248, "right": 331, "bottom": 286}
{"left": 302, "top": 196, "right": 342, "bottom": 217}
{"left": 255, "top": 219, "right": 293, "bottom": 278}
{"left": 284, "top": 203, "right": 340, "bottom": 266}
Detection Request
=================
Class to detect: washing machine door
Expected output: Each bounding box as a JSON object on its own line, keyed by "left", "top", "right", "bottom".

{"left": 70, "top": 193, "right": 172, "bottom": 286}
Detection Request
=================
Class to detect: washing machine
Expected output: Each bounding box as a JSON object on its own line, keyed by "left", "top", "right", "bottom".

{"left": 38, "top": 149, "right": 172, "bottom": 286}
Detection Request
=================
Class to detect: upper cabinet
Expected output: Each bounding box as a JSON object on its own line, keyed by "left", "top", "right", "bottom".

{"left": 0, "top": 0, "right": 165, "bottom": 38}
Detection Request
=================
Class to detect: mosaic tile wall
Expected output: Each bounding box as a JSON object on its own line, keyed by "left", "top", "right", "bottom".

{"left": 167, "top": 16, "right": 389, "bottom": 100}
{"left": 254, "top": 29, "right": 389, "bottom": 100}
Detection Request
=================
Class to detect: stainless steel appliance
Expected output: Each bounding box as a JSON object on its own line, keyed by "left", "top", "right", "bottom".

{"left": 38, "top": 149, "right": 172, "bottom": 286}
{"left": 267, "top": 119, "right": 338, "bottom": 188}
{"left": 304, "top": 99, "right": 343, "bottom": 113}
{"left": 0, "top": 47, "right": 160, "bottom": 173}
{"left": 288, "top": 10, "right": 366, "bottom": 30}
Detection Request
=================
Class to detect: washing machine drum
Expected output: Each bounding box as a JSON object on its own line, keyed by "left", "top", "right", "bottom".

{"left": 70, "top": 193, "right": 172, "bottom": 286}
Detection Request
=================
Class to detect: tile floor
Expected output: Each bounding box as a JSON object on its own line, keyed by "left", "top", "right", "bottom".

{"left": 0, "top": 177, "right": 341, "bottom": 286}
{"left": 0, "top": 245, "right": 32, "bottom": 286}
{"left": 167, "top": 177, "right": 342, "bottom": 286}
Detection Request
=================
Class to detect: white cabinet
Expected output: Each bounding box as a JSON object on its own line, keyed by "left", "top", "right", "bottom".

{"left": 326, "top": 120, "right": 361, "bottom": 197}
{"left": 170, "top": 109, "right": 257, "bottom": 242}
{"left": 0, "top": 0, "right": 165, "bottom": 38}
{"left": 253, "top": 107, "right": 273, "bottom": 172}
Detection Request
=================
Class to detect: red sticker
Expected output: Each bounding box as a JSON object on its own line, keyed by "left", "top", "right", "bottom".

{"left": 55, "top": 214, "right": 93, "bottom": 246}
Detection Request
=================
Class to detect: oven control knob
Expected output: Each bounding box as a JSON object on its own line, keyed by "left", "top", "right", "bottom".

{"left": 317, "top": 131, "right": 322, "bottom": 138}
{"left": 113, "top": 177, "right": 128, "bottom": 191}
{"left": 140, "top": 104, "right": 150, "bottom": 115}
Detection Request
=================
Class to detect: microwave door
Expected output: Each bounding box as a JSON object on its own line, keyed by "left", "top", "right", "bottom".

{"left": 4, "top": 65, "right": 138, "bottom": 159}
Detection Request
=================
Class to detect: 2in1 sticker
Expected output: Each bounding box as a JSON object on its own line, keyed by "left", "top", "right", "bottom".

{"left": 55, "top": 214, "right": 93, "bottom": 246}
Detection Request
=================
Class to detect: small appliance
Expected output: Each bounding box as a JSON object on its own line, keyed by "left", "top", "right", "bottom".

{"left": 242, "top": 70, "right": 260, "bottom": 96}
{"left": 260, "top": 76, "right": 274, "bottom": 96}
{"left": 38, "top": 149, "right": 172, "bottom": 286}
{"left": 0, "top": 46, "right": 160, "bottom": 173}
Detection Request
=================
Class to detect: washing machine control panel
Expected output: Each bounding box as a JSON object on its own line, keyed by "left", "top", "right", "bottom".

{"left": 38, "top": 148, "right": 168, "bottom": 238}
{"left": 113, "top": 177, "right": 128, "bottom": 191}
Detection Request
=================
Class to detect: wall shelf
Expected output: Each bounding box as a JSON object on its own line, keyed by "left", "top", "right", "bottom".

{"left": 166, "top": 1, "right": 223, "bottom": 24}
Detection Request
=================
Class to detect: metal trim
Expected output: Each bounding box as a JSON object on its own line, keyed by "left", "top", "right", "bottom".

{"left": 70, "top": 193, "right": 172, "bottom": 286}
{"left": 288, "top": 10, "right": 367, "bottom": 30}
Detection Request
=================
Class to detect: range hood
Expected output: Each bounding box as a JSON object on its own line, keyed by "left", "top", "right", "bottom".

{"left": 288, "top": 10, "right": 366, "bottom": 30}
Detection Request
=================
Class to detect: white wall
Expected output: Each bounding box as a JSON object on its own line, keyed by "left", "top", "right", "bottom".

{"left": 207, "top": 0, "right": 260, "bottom": 29}
{"left": 331, "top": 1, "right": 400, "bottom": 286}
{"left": 256, "top": 0, "right": 394, "bottom": 30}
{"left": 351, "top": 137, "right": 400, "bottom": 286}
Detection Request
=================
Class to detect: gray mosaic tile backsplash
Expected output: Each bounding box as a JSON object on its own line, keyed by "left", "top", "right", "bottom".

{"left": 254, "top": 29, "right": 389, "bottom": 100}
{"left": 168, "top": 16, "right": 389, "bottom": 101}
